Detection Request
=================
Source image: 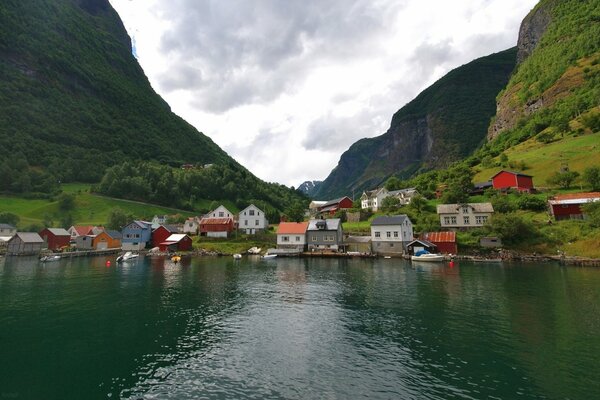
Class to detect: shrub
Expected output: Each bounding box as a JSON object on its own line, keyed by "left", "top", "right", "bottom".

{"left": 517, "top": 196, "right": 547, "bottom": 211}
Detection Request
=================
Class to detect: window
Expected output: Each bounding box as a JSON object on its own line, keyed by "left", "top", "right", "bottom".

{"left": 244, "top": 220, "right": 248, "bottom": 226}
{"left": 282, "top": 236, "right": 289, "bottom": 242}
{"left": 450, "top": 216, "right": 457, "bottom": 224}
{"left": 462, "top": 206, "right": 469, "bottom": 214}
{"left": 375, "top": 232, "right": 381, "bottom": 238}
{"left": 312, "top": 235, "right": 317, "bottom": 242}
{"left": 386, "top": 232, "right": 391, "bottom": 238}
{"left": 463, "top": 216, "right": 470, "bottom": 225}
{"left": 296, "top": 236, "right": 301, "bottom": 242}
{"left": 249, "top": 210, "right": 255, "bottom": 216}
{"left": 444, "top": 217, "right": 451, "bottom": 225}
{"left": 219, "top": 212, "right": 224, "bottom": 217}
{"left": 393, "top": 231, "right": 399, "bottom": 238}
{"left": 255, "top": 220, "right": 259, "bottom": 226}
{"left": 476, "top": 215, "right": 488, "bottom": 224}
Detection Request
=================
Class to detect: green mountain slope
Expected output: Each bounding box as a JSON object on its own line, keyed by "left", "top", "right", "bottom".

{"left": 314, "top": 48, "right": 517, "bottom": 199}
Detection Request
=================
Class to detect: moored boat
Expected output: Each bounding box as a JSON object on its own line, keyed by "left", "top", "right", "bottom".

{"left": 117, "top": 251, "right": 139, "bottom": 262}
{"left": 233, "top": 253, "right": 242, "bottom": 259}
{"left": 410, "top": 252, "right": 445, "bottom": 262}
{"left": 40, "top": 255, "right": 61, "bottom": 262}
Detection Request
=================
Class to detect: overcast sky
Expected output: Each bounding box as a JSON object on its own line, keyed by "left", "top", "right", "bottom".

{"left": 108, "top": 0, "right": 538, "bottom": 187}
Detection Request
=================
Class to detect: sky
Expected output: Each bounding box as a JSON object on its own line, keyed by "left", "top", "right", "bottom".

{"left": 108, "top": 0, "right": 539, "bottom": 187}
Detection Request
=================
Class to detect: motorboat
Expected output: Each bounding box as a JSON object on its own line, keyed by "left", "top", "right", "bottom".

{"left": 233, "top": 253, "right": 242, "bottom": 260}
{"left": 117, "top": 251, "right": 139, "bottom": 262}
{"left": 40, "top": 255, "right": 61, "bottom": 262}
{"left": 262, "top": 254, "right": 277, "bottom": 260}
{"left": 410, "top": 252, "right": 445, "bottom": 262}
{"left": 171, "top": 255, "right": 181, "bottom": 263}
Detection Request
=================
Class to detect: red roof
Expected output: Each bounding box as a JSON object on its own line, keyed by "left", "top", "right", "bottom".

{"left": 199, "top": 217, "right": 233, "bottom": 225}
{"left": 277, "top": 222, "right": 309, "bottom": 235}
{"left": 423, "top": 231, "right": 456, "bottom": 243}
{"left": 73, "top": 225, "right": 94, "bottom": 236}
{"left": 551, "top": 192, "right": 600, "bottom": 201}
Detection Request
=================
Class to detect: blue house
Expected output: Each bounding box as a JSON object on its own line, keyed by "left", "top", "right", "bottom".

{"left": 121, "top": 220, "right": 152, "bottom": 251}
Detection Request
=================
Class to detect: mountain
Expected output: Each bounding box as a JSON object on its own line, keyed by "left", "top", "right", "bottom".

{"left": 487, "top": 0, "right": 599, "bottom": 142}
{"left": 314, "top": 48, "right": 518, "bottom": 199}
{"left": 0, "top": 0, "right": 305, "bottom": 213}
{"left": 297, "top": 181, "right": 322, "bottom": 197}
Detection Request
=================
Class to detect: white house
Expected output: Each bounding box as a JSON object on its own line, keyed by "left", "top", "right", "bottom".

{"left": 183, "top": 217, "right": 199, "bottom": 235}
{"left": 238, "top": 204, "right": 269, "bottom": 234}
{"left": 208, "top": 205, "right": 234, "bottom": 219}
{"left": 370, "top": 215, "right": 414, "bottom": 255}
{"left": 0, "top": 223, "right": 17, "bottom": 237}
{"left": 361, "top": 187, "right": 419, "bottom": 211}
{"left": 276, "top": 222, "right": 309, "bottom": 252}
{"left": 151, "top": 215, "right": 168, "bottom": 226}
{"left": 437, "top": 203, "right": 494, "bottom": 229}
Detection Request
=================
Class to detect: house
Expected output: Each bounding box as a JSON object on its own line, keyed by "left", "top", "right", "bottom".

{"left": 39, "top": 228, "right": 71, "bottom": 251}
{"left": 361, "top": 188, "right": 419, "bottom": 211}
{"left": 370, "top": 215, "right": 414, "bottom": 255}
{"left": 306, "top": 218, "right": 344, "bottom": 252}
{"left": 437, "top": 203, "right": 494, "bottom": 229}
{"left": 0, "top": 223, "right": 17, "bottom": 236}
{"left": 277, "top": 222, "right": 309, "bottom": 252}
{"left": 480, "top": 236, "right": 502, "bottom": 248}
{"left": 345, "top": 236, "right": 372, "bottom": 253}
{"left": 470, "top": 181, "right": 493, "bottom": 195}
{"left": 121, "top": 220, "right": 152, "bottom": 250}
{"left": 6, "top": 232, "right": 44, "bottom": 256}
{"left": 183, "top": 217, "right": 200, "bottom": 235}
{"left": 308, "top": 201, "right": 327, "bottom": 216}
{"left": 318, "top": 197, "right": 353, "bottom": 216}
{"left": 207, "top": 205, "right": 234, "bottom": 219}
{"left": 151, "top": 215, "right": 169, "bottom": 226}
{"left": 199, "top": 217, "right": 234, "bottom": 238}
{"left": 406, "top": 239, "right": 438, "bottom": 256}
{"left": 93, "top": 231, "right": 122, "bottom": 250}
{"left": 158, "top": 234, "right": 192, "bottom": 252}
{"left": 75, "top": 235, "right": 95, "bottom": 250}
{"left": 238, "top": 204, "right": 269, "bottom": 235}
{"left": 68, "top": 225, "right": 93, "bottom": 241}
{"left": 548, "top": 192, "right": 600, "bottom": 220}
{"left": 491, "top": 170, "right": 534, "bottom": 192}
{"left": 422, "top": 232, "right": 457, "bottom": 254}
{"left": 152, "top": 225, "right": 180, "bottom": 248}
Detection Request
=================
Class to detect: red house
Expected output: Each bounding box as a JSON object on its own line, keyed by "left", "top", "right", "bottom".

{"left": 199, "top": 217, "right": 234, "bottom": 238}
{"left": 548, "top": 192, "right": 600, "bottom": 220}
{"left": 39, "top": 228, "right": 71, "bottom": 251}
{"left": 151, "top": 225, "right": 180, "bottom": 248}
{"left": 491, "top": 170, "right": 534, "bottom": 192}
{"left": 318, "top": 196, "right": 354, "bottom": 216}
{"left": 422, "top": 231, "right": 457, "bottom": 254}
{"left": 158, "top": 234, "right": 193, "bottom": 252}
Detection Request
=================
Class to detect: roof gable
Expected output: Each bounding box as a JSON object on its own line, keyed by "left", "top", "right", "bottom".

{"left": 490, "top": 170, "right": 533, "bottom": 179}
{"left": 371, "top": 215, "right": 409, "bottom": 226}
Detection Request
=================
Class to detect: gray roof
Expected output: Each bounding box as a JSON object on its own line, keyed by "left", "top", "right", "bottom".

{"left": 371, "top": 215, "right": 409, "bottom": 226}
{"left": 105, "top": 230, "right": 122, "bottom": 239}
{"left": 407, "top": 238, "right": 436, "bottom": 248}
{"left": 307, "top": 218, "right": 341, "bottom": 231}
{"left": 388, "top": 188, "right": 417, "bottom": 196}
{"left": 0, "top": 223, "right": 16, "bottom": 229}
{"left": 437, "top": 203, "right": 494, "bottom": 214}
{"left": 14, "top": 232, "right": 44, "bottom": 243}
{"left": 322, "top": 197, "right": 351, "bottom": 207}
{"left": 45, "top": 228, "right": 71, "bottom": 236}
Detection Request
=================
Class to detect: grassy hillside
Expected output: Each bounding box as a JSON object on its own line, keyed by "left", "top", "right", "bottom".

{"left": 315, "top": 48, "right": 517, "bottom": 199}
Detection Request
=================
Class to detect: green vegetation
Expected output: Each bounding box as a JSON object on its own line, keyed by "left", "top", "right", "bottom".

{"left": 193, "top": 232, "right": 276, "bottom": 255}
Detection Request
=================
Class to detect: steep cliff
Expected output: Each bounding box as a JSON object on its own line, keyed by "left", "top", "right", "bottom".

{"left": 488, "top": 0, "right": 600, "bottom": 141}
{"left": 314, "top": 48, "right": 517, "bottom": 199}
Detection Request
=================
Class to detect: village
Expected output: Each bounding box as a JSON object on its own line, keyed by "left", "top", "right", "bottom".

{"left": 1, "top": 170, "right": 599, "bottom": 261}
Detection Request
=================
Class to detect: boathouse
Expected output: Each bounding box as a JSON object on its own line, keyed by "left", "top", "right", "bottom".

{"left": 39, "top": 228, "right": 71, "bottom": 251}
{"left": 6, "top": 232, "right": 44, "bottom": 256}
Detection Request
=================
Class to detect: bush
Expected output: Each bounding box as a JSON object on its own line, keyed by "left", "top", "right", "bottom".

{"left": 486, "top": 213, "right": 536, "bottom": 245}
{"left": 583, "top": 166, "right": 600, "bottom": 191}
{"left": 491, "top": 195, "right": 516, "bottom": 213}
{"left": 517, "top": 196, "right": 547, "bottom": 211}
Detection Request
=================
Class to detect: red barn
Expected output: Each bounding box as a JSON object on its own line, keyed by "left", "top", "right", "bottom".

{"left": 491, "top": 170, "right": 534, "bottom": 192}
{"left": 422, "top": 231, "right": 457, "bottom": 254}
{"left": 318, "top": 196, "right": 354, "bottom": 216}
{"left": 548, "top": 192, "right": 600, "bottom": 220}
{"left": 39, "top": 228, "right": 71, "bottom": 251}
{"left": 199, "top": 217, "right": 234, "bottom": 238}
{"left": 159, "top": 234, "right": 193, "bottom": 252}
{"left": 151, "top": 225, "right": 179, "bottom": 248}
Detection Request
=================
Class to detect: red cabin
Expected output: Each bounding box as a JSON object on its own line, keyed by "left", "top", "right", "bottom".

{"left": 318, "top": 196, "right": 354, "bottom": 216}
{"left": 39, "top": 228, "right": 71, "bottom": 251}
{"left": 158, "top": 234, "right": 193, "bottom": 252}
{"left": 151, "top": 225, "right": 179, "bottom": 248}
{"left": 548, "top": 192, "right": 600, "bottom": 220}
{"left": 199, "top": 217, "right": 234, "bottom": 238}
{"left": 422, "top": 231, "right": 457, "bottom": 254}
{"left": 491, "top": 170, "right": 534, "bottom": 192}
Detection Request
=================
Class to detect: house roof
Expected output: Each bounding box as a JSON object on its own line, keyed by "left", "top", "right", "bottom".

{"left": 105, "top": 230, "right": 122, "bottom": 239}
{"left": 436, "top": 203, "right": 494, "bottom": 214}
{"left": 44, "top": 228, "right": 71, "bottom": 236}
{"left": 165, "top": 234, "right": 189, "bottom": 242}
{"left": 322, "top": 196, "right": 351, "bottom": 208}
{"left": 490, "top": 170, "right": 533, "bottom": 179}
{"left": 473, "top": 181, "right": 493, "bottom": 190}
{"left": 309, "top": 201, "right": 327, "bottom": 209}
{"left": 128, "top": 220, "right": 152, "bottom": 229}
{"left": 13, "top": 232, "right": 44, "bottom": 243}
{"left": 72, "top": 225, "right": 94, "bottom": 236}
{"left": 277, "top": 222, "right": 309, "bottom": 235}
{"left": 388, "top": 188, "right": 417, "bottom": 196}
{"left": 0, "top": 223, "right": 15, "bottom": 229}
{"left": 157, "top": 224, "right": 179, "bottom": 233}
{"left": 307, "top": 218, "right": 341, "bottom": 231}
{"left": 371, "top": 215, "right": 409, "bottom": 226}
{"left": 423, "top": 231, "right": 456, "bottom": 243}
{"left": 240, "top": 204, "right": 264, "bottom": 214}
{"left": 548, "top": 192, "right": 600, "bottom": 205}
{"left": 407, "top": 238, "right": 437, "bottom": 248}
{"left": 199, "top": 217, "right": 233, "bottom": 225}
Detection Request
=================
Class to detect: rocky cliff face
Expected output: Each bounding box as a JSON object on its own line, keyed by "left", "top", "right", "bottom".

{"left": 515, "top": 4, "right": 552, "bottom": 64}
{"left": 315, "top": 48, "right": 517, "bottom": 199}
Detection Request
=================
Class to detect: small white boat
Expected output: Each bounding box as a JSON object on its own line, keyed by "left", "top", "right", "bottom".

{"left": 262, "top": 254, "right": 277, "bottom": 260}
{"left": 233, "top": 253, "right": 242, "bottom": 259}
{"left": 411, "top": 253, "right": 445, "bottom": 262}
{"left": 40, "top": 255, "right": 61, "bottom": 262}
{"left": 247, "top": 247, "right": 262, "bottom": 255}
{"left": 117, "top": 251, "right": 139, "bottom": 262}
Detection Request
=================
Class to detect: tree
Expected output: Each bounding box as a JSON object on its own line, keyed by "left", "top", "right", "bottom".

{"left": 284, "top": 202, "right": 305, "bottom": 223}
{"left": 517, "top": 196, "right": 547, "bottom": 211}
{"left": 0, "top": 212, "right": 20, "bottom": 226}
{"left": 381, "top": 196, "right": 401, "bottom": 213}
{"left": 583, "top": 166, "right": 600, "bottom": 191}
{"left": 547, "top": 170, "right": 580, "bottom": 189}
{"left": 57, "top": 192, "right": 76, "bottom": 211}
{"left": 582, "top": 201, "right": 600, "bottom": 228}
{"left": 491, "top": 195, "right": 516, "bottom": 213}
{"left": 486, "top": 213, "right": 535, "bottom": 245}
{"left": 106, "top": 207, "right": 132, "bottom": 230}
{"left": 407, "top": 195, "right": 428, "bottom": 213}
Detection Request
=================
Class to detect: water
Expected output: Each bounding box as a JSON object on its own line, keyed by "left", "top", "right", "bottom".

{"left": 1, "top": 255, "right": 599, "bottom": 399}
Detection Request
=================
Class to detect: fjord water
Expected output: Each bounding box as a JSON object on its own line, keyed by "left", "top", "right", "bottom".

{"left": 1, "top": 256, "right": 599, "bottom": 399}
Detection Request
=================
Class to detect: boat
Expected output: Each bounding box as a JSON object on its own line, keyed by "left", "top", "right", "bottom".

{"left": 262, "top": 254, "right": 277, "bottom": 260}
{"left": 247, "top": 247, "right": 262, "bottom": 255}
{"left": 233, "top": 253, "right": 242, "bottom": 259}
{"left": 116, "top": 251, "right": 139, "bottom": 262}
{"left": 40, "top": 255, "right": 61, "bottom": 262}
{"left": 410, "top": 252, "right": 445, "bottom": 262}
{"left": 171, "top": 255, "right": 181, "bottom": 263}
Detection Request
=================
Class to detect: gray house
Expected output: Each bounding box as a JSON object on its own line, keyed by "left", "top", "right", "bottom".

{"left": 0, "top": 224, "right": 17, "bottom": 236}
{"left": 75, "top": 235, "right": 95, "bottom": 250}
{"left": 6, "top": 232, "right": 44, "bottom": 256}
{"left": 306, "top": 218, "right": 344, "bottom": 252}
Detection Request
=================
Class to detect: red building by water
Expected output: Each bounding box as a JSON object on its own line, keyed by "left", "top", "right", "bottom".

{"left": 151, "top": 225, "right": 179, "bottom": 248}
{"left": 548, "top": 192, "right": 600, "bottom": 220}
{"left": 199, "top": 217, "right": 234, "bottom": 238}
{"left": 39, "top": 228, "right": 71, "bottom": 251}
{"left": 491, "top": 170, "right": 534, "bottom": 192}
{"left": 422, "top": 231, "right": 457, "bottom": 254}
{"left": 158, "top": 234, "right": 193, "bottom": 252}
